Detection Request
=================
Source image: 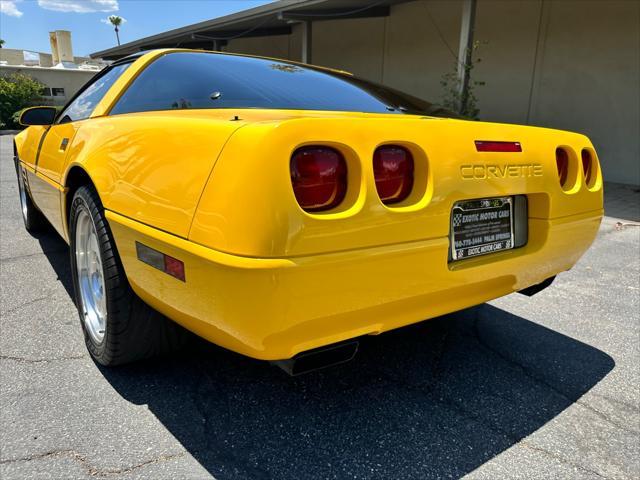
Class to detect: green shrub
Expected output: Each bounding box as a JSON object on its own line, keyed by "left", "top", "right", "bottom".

{"left": 0, "top": 73, "right": 45, "bottom": 129}
{"left": 440, "top": 40, "right": 486, "bottom": 120}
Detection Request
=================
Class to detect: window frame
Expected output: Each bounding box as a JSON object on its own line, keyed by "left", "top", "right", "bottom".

{"left": 56, "top": 59, "right": 134, "bottom": 124}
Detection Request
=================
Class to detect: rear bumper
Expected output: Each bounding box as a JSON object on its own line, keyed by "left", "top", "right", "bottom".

{"left": 107, "top": 209, "right": 602, "bottom": 360}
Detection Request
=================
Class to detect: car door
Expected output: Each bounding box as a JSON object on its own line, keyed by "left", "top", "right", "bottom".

{"left": 29, "top": 62, "right": 132, "bottom": 239}
{"left": 35, "top": 122, "right": 80, "bottom": 183}
{"left": 17, "top": 125, "right": 49, "bottom": 170}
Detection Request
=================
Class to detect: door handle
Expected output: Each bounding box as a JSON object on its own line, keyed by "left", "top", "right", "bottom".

{"left": 60, "top": 138, "right": 69, "bottom": 151}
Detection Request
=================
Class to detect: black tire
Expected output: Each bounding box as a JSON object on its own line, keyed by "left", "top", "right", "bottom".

{"left": 14, "top": 158, "right": 46, "bottom": 232}
{"left": 69, "top": 185, "right": 188, "bottom": 366}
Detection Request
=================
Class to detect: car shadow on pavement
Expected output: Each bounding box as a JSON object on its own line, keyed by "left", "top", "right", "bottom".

{"left": 35, "top": 227, "right": 615, "bottom": 479}
{"left": 100, "top": 305, "right": 613, "bottom": 479}
{"left": 34, "top": 228, "right": 74, "bottom": 298}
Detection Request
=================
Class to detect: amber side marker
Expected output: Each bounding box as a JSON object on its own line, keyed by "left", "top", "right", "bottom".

{"left": 135, "top": 241, "right": 185, "bottom": 281}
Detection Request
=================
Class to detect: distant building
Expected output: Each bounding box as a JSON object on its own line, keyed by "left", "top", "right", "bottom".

{"left": 0, "top": 30, "right": 107, "bottom": 106}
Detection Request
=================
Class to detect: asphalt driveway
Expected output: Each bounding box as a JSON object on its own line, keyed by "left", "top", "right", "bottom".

{"left": 1, "top": 134, "right": 638, "bottom": 479}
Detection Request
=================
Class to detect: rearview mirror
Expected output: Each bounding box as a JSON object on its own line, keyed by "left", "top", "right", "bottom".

{"left": 19, "top": 106, "right": 57, "bottom": 126}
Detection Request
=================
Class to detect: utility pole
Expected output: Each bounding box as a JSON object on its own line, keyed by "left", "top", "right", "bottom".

{"left": 301, "top": 20, "right": 312, "bottom": 64}
{"left": 457, "top": 0, "right": 477, "bottom": 115}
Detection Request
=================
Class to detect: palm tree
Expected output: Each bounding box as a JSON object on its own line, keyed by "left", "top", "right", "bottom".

{"left": 108, "top": 16, "right": 123, "bottom": 46}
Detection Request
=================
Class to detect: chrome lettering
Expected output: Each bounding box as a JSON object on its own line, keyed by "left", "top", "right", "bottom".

{"left": 460, "top": 164, "right": 544, "bottom": 179}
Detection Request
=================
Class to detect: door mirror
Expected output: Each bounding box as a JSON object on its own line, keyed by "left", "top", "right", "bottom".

{"left": 19, "top": 106, "right": 58, "bottom": 126}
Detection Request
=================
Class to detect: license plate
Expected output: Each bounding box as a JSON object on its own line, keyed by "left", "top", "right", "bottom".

{"left": 450, "top": 197, "right": 514, "bottom": 261}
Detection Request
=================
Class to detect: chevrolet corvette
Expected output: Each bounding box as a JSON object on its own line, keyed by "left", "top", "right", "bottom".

{"left": 13, "top": 49, "right": 603, "bottom": 373}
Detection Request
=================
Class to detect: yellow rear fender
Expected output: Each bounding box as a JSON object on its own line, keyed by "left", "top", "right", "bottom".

{"left": 189, "top": 115, "right": 603, "bottom": 258}
{"left": 61, "top": 113, "right": 246, "bottom": 239}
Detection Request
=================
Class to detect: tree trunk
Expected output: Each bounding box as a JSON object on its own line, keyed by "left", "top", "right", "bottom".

{"left": 115, "top": 26, "right": 120, "bottom": 46}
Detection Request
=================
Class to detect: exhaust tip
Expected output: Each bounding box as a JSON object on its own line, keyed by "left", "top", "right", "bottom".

{"left": 273, "top": 341, "right": 359, "bottom": 376}
{"left": 518, "top": 276, "right": 556, "bottom": 297}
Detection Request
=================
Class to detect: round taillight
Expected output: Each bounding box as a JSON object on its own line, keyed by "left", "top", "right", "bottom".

{"left": 556, "top": 148, "right": 569, "bottom": 187}
{"left": 373, "top": 145, "right": 414, "bottom": 204}
{"left": 290, "top": 146, "right": 347, "bottom": 212}
{"left": 581, "top": 149, "right": 593, "bottom": 185}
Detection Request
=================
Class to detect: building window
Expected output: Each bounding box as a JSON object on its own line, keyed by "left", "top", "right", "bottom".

{"left": 52, "top": 87, "right": 65, "bottom": 97}
{"left": 41, "top": 87, "right": 52, "bottom": 97}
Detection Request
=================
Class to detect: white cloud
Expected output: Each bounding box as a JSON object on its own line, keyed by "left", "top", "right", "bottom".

{"left": 100, "top": 15, "right": 126, "bottom": 25}
{"left": 37, "top": 0, "right": 118, "bottom": 13}
{"left": 1, "top": 0, "right": 24, "bottom": 17}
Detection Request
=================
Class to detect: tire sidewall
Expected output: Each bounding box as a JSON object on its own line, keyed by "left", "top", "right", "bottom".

{"left": 69, "top": 188, "right": 108, "bottom": 360}
{"left": 14, "top": 158, "right": 40, "bottom": 231}
{"left": 15, "top": 163, "right": 28, "bottom": 226}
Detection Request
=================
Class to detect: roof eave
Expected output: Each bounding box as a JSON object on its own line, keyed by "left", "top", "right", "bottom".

{"left": 90, "top": 0, "right": 319, "bottom": 59}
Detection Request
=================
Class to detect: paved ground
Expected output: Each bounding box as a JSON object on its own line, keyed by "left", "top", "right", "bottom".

{"left": 1, "top": 133, "right": 638, "bottom": 480}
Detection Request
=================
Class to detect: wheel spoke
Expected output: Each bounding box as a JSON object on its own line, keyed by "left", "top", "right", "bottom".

{"left": 75, "top": 208, "right": 107, "bottom": 343}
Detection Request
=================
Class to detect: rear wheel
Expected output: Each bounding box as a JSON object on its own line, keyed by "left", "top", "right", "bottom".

{"left": 69, "top": 185, "right": 187, "bottom": 366}
{"left": 15, "top": 159, "right": 46, "bottom": 232}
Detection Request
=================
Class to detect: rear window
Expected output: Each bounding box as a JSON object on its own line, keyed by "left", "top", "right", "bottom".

{"left": 110, "top": 52, "right": 453, "bottom": 117}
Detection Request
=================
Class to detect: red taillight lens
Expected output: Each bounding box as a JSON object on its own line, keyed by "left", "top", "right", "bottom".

{"left": 556, "top": 148, "right": 569, "bottom": 186}
{"left": 290, "top": 146, "right": 347, "bottom": 212}
{"left": 373, "top": 146, "right": 414, "bottom": 204}
{"left": 164, "top": 255, "right": 185, "bottom": 282}
{"left": 135, "top": 242, "right": 185, "bottom": 281}
{"left": 475, "top": 141, "right": 522, "bottom": 152}
{"left": 581, "top": 149, "right": 593, "bottom": 184}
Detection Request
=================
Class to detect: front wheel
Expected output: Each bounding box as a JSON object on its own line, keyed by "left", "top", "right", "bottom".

{"left": 69, "top": 185, "right": 187, "bottom": 366}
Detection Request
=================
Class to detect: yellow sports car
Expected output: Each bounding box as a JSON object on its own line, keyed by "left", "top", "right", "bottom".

{"left": 13, "top": 49, "right": 603, "bottom": 374}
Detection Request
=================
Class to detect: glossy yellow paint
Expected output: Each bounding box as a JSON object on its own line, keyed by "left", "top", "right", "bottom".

{"left": 26, "top": 169, "right": 68, "bottom": 238}
{"left": 190, "top": 115, "right": 604, "bottom": 258}
{"left": 61, "top": 113, "right": 244, "bottom": 238}
{"left": 107, "top": 207, "right": 601, "bottom": 360}
{"left": 14, "top": 125, "right": 48, "bottom": 169}
{"left": 107, "top": 111, "right": 602, "bottom": 359}
{"left": 13, "top": 49, "right": 604, "bottom": 360}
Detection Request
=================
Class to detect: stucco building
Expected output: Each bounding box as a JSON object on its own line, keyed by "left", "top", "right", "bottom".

{"left": 91, "top": 0, "right": 640, "bottom": 186}
{"left": 1, "top": 30, "right": 104, "bottom": 106}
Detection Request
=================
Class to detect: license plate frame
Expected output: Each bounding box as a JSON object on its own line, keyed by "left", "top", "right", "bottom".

{"left": 450, "top": 196, "right": 515, "bottom": 261}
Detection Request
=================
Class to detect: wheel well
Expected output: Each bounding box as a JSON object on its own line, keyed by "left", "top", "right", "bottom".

{"left": 65, "top": 167, "right": 94, "bottom": 227}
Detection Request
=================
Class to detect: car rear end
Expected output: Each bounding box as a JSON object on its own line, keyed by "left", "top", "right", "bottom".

{"left": 108, "top": 111, "right": 602, "bottom": 361}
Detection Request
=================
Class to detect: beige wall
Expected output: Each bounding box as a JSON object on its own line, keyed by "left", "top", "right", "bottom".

{"left": 38, "top": 53, "right": 54, "bottom": 68}
{"left": 384, "top": 1, "right": 462, "bottom": 103}
{"left": 226, "top": 34, "right": 294, "bottom": 60}
{"left": 0, "top": 65, "right": 95, "bottom": 106}
{"left": 0, "top": 48, "right": 52, "bottom": 66}
{"left": 214, "top": 0, "right": 640, "bottom": 184}
{"left": 0, "top": 48, "right": 100, "bottom": 68}
{"left": 527, "top": 0, "right": 640, "bottom": 187}
{"left": 313, "top": 16, "right": 387, "bottom": 82}
{"left": 0, "top": 49, "right": 26, "bottom": 66}
{"left": 473, "top": 0, "right": 541, "bottom": 125}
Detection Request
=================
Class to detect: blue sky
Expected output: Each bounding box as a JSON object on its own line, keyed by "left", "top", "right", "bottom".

{"left": 0, "top": 0, "right": 273, "bottom": 56}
